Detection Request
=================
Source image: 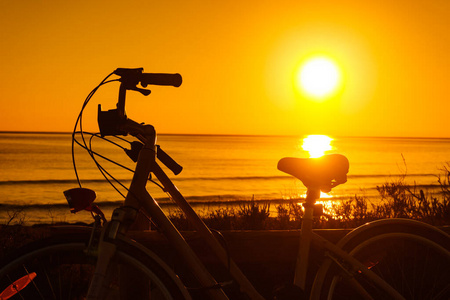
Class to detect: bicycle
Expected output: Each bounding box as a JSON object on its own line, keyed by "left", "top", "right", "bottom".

{"left": 0, "top": 67, "right": 449, "bottom": 300}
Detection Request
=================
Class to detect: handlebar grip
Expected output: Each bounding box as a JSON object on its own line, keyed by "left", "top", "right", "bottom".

{"left": 156, "top": 146, "right": 183, "bottom": 175}
{"left": 141, "top": 73, "right": 182, "bottom": 87}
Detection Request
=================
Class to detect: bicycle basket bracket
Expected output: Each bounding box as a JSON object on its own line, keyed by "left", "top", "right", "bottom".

{"left": 97, "top": 105, "right": 128, "bottom": 137}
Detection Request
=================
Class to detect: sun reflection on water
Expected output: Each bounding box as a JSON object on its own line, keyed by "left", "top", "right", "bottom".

{"left": 301, "top": 135, "right": 333, "bottom": 158}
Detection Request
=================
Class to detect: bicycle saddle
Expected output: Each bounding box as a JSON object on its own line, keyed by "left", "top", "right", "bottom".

{"left": 277, "top": 154, "right": 349, "bottom": 192}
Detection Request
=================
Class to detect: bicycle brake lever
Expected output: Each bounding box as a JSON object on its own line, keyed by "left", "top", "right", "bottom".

{"left": 125, "top": 141, "right": 144, "bottom": 162}
{"left": 128, "top": 86, "right": 151, "bottom": 96}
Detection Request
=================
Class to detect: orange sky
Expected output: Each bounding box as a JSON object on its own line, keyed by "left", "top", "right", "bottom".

{"left": 1, "top": 0, "right": 449, "bottom": 137}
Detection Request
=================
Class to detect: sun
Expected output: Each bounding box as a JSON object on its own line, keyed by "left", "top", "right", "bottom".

{"left": 296, "top": 57, "right": 341, "bottom": 99}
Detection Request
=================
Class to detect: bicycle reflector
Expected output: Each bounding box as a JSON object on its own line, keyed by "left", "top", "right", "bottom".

{"left": 0, "top": 272, "right": 37, "bottom": 300}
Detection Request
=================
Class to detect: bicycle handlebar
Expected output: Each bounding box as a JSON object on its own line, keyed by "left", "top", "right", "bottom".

{"left": 98, "top": 67, "right": 183, "bottom": 137}
{"left": 141, "top": 73, "right": 182, "bottom": 87}
{"left": 114, "top": 68, "right": 182, "bottom": 88}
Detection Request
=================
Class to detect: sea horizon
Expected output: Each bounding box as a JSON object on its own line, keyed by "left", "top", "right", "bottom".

{"left": 1, "top": 130, "right": 450, "bottom": 140}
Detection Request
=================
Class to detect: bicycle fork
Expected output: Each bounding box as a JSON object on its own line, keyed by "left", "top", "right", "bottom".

{"left": 86, "top": 241, "right": 116, "bottom": 300}
{"left": 86, "top": 206, "right": 139, "bottom": 300}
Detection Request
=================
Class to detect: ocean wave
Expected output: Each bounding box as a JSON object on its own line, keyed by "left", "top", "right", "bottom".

{"left": 171, "top": 173, "right": 438, "bottom": 181}
{"left": 348, "top": 174, "right": 436, "bottom": 178}
{"left": 0, "top": 179, "right": 110, "bottom": 186}
{"left": 0, "top": 173, "right": 438, "bottom": 186}
{"left": 0, "top": 196, "right": 310, "bottom": 211}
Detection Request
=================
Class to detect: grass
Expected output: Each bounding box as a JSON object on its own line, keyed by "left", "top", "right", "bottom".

{"left": 2, "top": 165, "right": 450, "bottom": 233}
{"left": 168, "top": 164, "right": 450, "bottom": 230}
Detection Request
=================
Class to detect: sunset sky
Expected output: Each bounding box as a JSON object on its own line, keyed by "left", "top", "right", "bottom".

{"left": 1, "top": 0, "right": 449, "bottom": 137}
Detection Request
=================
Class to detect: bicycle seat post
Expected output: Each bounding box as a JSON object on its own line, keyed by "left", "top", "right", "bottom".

{"left": 294, "top": 187, "right": 320, "bottom": 290}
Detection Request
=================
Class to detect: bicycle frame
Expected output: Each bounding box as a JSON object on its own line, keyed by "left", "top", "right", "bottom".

{"left": 86, "top": 77, "right": 406, "bottom": 300}
{"left": 87, "top": 122, "right": 405, "bottom": 300}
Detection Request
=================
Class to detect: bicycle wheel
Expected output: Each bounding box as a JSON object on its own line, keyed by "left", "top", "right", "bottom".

{"left": 312, "top": 222, "right": 450, "bottom": 300}
{"left": 0, "top": 234, "right": 190, "bottom": 300}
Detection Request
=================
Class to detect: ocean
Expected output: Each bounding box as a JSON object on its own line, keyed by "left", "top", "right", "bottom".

{"left": 1, "top": 132, "right": 449, "bottom": 225}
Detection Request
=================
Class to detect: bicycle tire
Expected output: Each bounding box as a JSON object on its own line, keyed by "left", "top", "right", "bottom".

{"left": 0, "top": 234, "right": 190, "bottom": 300}
{"left": 311, "top": 220, "right": 450, "bottom": 300}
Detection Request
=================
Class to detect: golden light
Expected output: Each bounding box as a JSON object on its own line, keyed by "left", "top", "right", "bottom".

{"left": 302, "top": 135, "right": 333, "bottom": 158}
{"left": 297, "top": 56, "right": 341, "bottom": 99}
